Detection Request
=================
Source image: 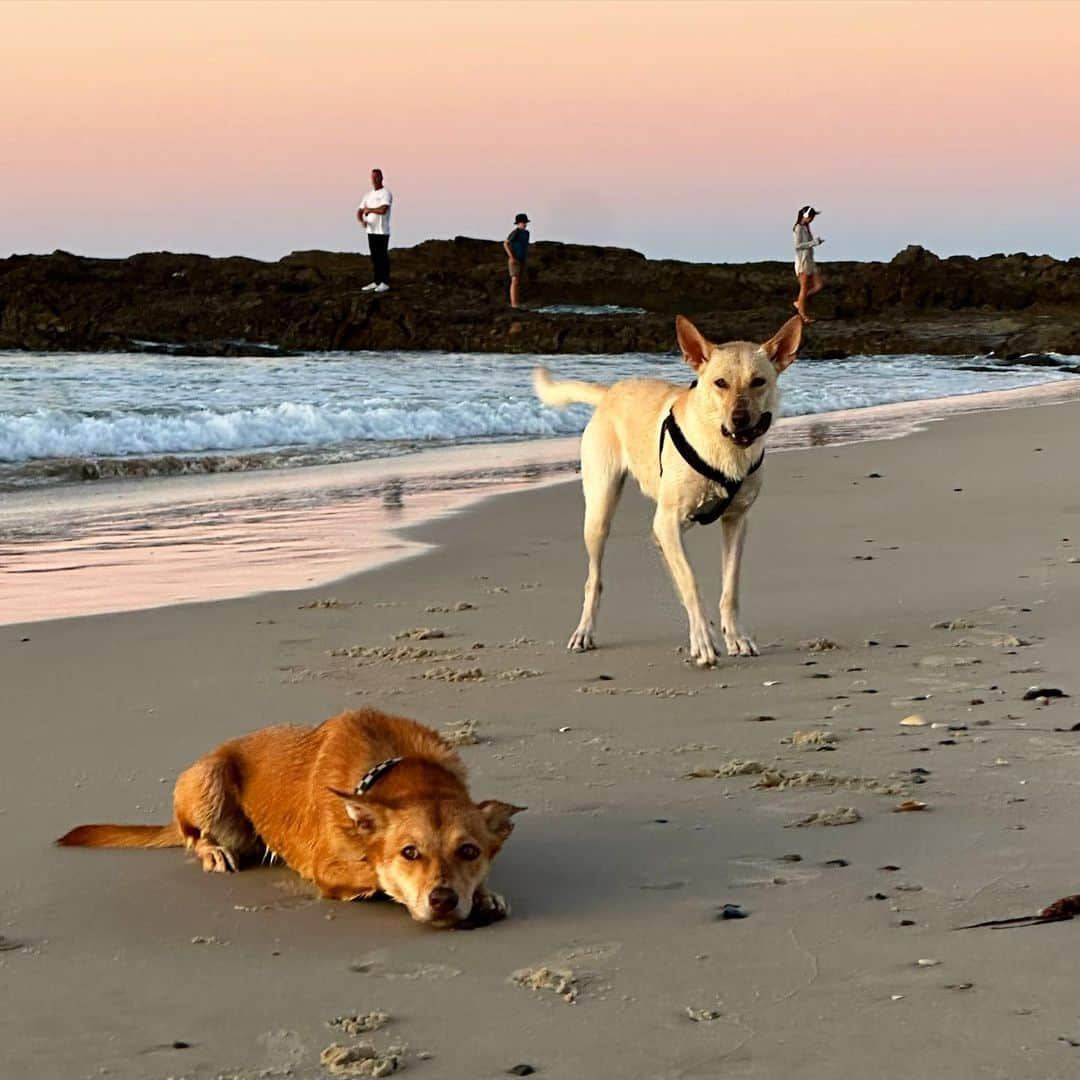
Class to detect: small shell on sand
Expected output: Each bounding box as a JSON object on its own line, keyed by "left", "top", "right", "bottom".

{"left": 512, "top": 965, "right": 579, "bottom": 1004}
{"left": 786, "top": 807, "right": 862, "bottom": 828}
{"left": 894, "top": 800, "right": 929, "bottom": 812}
{"left": 900, "top": 715, "right": 929, "bottom": 727}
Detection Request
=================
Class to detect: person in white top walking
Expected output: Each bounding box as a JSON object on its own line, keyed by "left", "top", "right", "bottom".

{"left": 792, "top": 204, "right": 824, "bottom": 322}
{"left": 357, "top": 169, "right": 393, "bottom": 293}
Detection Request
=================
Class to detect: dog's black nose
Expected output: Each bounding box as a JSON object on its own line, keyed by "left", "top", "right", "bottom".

{"left": 429, "top": 886, "right": 459, "bottom": 916}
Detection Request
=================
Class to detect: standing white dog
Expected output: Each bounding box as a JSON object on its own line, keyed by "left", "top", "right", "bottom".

{"left": 533, "top": 315, "right": 803, "bottom": 667}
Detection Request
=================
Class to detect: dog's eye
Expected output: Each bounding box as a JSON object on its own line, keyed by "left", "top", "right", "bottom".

{"left": 401, "top": 845, "right": 421, "bottom": 861}
{"left": 713, "top": 378, "right": 729, "bottom": 390}
{"left": 457, "top": 843, "right": 481, "bottom": 861}
{"left": 750, "top": 377, "right": 766, "bottom": 388}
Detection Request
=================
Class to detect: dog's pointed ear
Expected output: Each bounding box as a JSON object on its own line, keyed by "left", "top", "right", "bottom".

{"left": 477, "top": 800, "right": 526, "bottom": 840}
{"left": 761, "top": 315, "right": 804, "bottom": 373}
{"left": 675, "top": 315, "right": 711, "bottom": 371}
{"left": 329, "top": 788, "right": 386, "bottom": 834}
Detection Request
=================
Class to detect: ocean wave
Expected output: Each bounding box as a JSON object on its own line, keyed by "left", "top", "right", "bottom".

{"left": 0, "top": 400, "right": 592, "bottom": 463}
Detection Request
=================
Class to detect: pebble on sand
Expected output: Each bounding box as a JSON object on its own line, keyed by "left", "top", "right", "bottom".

{"left": 893, "top": 800, "right": 929, "bottom": 813}
{"left": 1022, "top": 687, "right": 1068, "bottom": 701}
{"left": 900, "top": 715, "right": 928, "bottom": 727}
{"left": 686, "top": 1006, "right": 723, "bottom": 1022}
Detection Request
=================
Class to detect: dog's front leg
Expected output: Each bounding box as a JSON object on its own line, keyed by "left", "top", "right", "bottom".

{"left": 313, "top": 858, "right": 380, "bottom": 902}
{"left": 719, "top": 512, "right": 758, "bottom": 657}
{"left": 653, "top": 509, "right": 719, "bottom": 667}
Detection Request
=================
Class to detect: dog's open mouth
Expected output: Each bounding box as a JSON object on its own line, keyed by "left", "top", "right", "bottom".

{"left": 722, "top": 412, "right": 773, "bottom": 448}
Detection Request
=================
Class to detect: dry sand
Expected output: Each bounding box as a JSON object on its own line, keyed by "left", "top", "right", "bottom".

{"left": 2, "top": 400, "right": 1080, "bottom": 1079}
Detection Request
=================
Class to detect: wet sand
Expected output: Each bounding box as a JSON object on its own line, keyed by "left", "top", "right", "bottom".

{"left": 3, "top": 398, "right": 1080, "bottom": 1079}
{"left": 4, "top": 379, "right": 1079, "bottom": 626}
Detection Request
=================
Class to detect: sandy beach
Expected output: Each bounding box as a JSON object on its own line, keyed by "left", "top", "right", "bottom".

{"left": 3, "top": 397, "right": 1080, "bottom": 1080}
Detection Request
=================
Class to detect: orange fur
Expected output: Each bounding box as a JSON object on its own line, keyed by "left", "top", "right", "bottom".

{"left": 57, "top": 708, "right": 524, "bottom": 927}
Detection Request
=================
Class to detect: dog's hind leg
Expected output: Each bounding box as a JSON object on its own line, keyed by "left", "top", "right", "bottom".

{"left": 173, "top": 752, "right": 259, "bottom": 873}
{"left": 569, "top": 424, "right": 625, "bottom": 652}
{"left": 653, "top": 508, "right": 719, "bottom": 667}
{"left": 719, "top": 511, "right": 758, "bottom": 657}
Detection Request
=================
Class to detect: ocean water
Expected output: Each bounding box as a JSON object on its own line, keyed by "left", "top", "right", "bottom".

{"left": 0, "top": 349, "right": 1077, "bottom": 490}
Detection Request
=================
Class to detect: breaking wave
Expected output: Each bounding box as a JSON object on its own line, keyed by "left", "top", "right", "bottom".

{"left": 0, "top": 399, "right": 592, "bottom": 464}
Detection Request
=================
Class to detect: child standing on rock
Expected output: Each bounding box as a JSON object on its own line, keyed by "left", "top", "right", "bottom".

{"left": 503, "top": 213, "right": 530, "bottom": 308}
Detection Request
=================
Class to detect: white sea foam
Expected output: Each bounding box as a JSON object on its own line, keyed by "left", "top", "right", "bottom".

{"left": 0, "top": 400, "right": 589, "bottom": 462}
{"left": 0, "top": 349, "right": 1076, "bottom": 481}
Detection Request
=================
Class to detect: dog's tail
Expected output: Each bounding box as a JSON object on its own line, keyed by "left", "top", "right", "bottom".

{"left": 533, "top": 367, "right": 607, "bottom": 409}
{"left": 56, "top": 823, "right": 183, "bottom": 849}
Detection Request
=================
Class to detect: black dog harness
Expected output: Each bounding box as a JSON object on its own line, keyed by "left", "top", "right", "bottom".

{"left": 355, "top": 756, "right": 403, "bottom": 795}
{"left": 659, "top": 409, "right": 765, "bottom": 526}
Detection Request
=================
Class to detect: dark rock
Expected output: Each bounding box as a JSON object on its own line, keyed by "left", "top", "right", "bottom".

{"left": 509, "top": 1066, "right": 537, "bottom": 1076}
{"left": 718, "top": 903, "right": 748, "bottom": 920}
{"left": 1022, "top": 687, "right": 1068, "bottom": 701}
{"left": 4, "top": 242, "right": 1080, "bottom": 355}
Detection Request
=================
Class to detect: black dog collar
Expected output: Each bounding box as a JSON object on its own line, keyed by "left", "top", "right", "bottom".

{"left": 355, "top": 757, "right": 403, "bottom": 795}
{"left": 659, "top": 409, "right": 765, "bottom": 526}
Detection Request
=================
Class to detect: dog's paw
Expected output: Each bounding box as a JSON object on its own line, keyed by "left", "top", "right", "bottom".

{"left": 688, "top": 627, "right": 720, "bottom": 668}
{"left": 722, "top": 626, "right": 759, "bottom": 657}
{"left": 466, "top": 888, "right": 510, "bottom": 927}
{"left": 195, "top": 842, "right": 237, "bottom": 873}
{"left": 567, "top": 627, "right": 595, "bottom": 652}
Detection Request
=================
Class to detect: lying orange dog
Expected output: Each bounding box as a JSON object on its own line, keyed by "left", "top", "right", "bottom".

{"left": 58, "top": 708, "right": 524, "bottom": 928}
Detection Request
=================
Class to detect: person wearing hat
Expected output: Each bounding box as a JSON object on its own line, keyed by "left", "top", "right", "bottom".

{"left": 503, "top": 213, "right": 531, "bottom": 308}
{"left": 793, "top": 205, "right": 825, "bottom": 321}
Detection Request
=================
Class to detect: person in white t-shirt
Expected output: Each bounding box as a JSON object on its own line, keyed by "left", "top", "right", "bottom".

{"left": 356, "top": 169, "right": 393, "bottom": 293}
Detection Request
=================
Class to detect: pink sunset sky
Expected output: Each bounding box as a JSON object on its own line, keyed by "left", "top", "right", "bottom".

{"left": 2, "top": 0, "right": 1078, "bottom": 264}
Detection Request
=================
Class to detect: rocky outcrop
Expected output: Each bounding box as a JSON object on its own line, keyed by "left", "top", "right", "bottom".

{"left": 1, "top": 239, "right": 1079, "bottom": 357}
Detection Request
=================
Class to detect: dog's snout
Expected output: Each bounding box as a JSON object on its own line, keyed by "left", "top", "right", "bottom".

{"left": 731, "top": 401, "right": 752, "bottom": 430}
{"left": 429, "top": 886, "right": 459, "bottom": 916}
